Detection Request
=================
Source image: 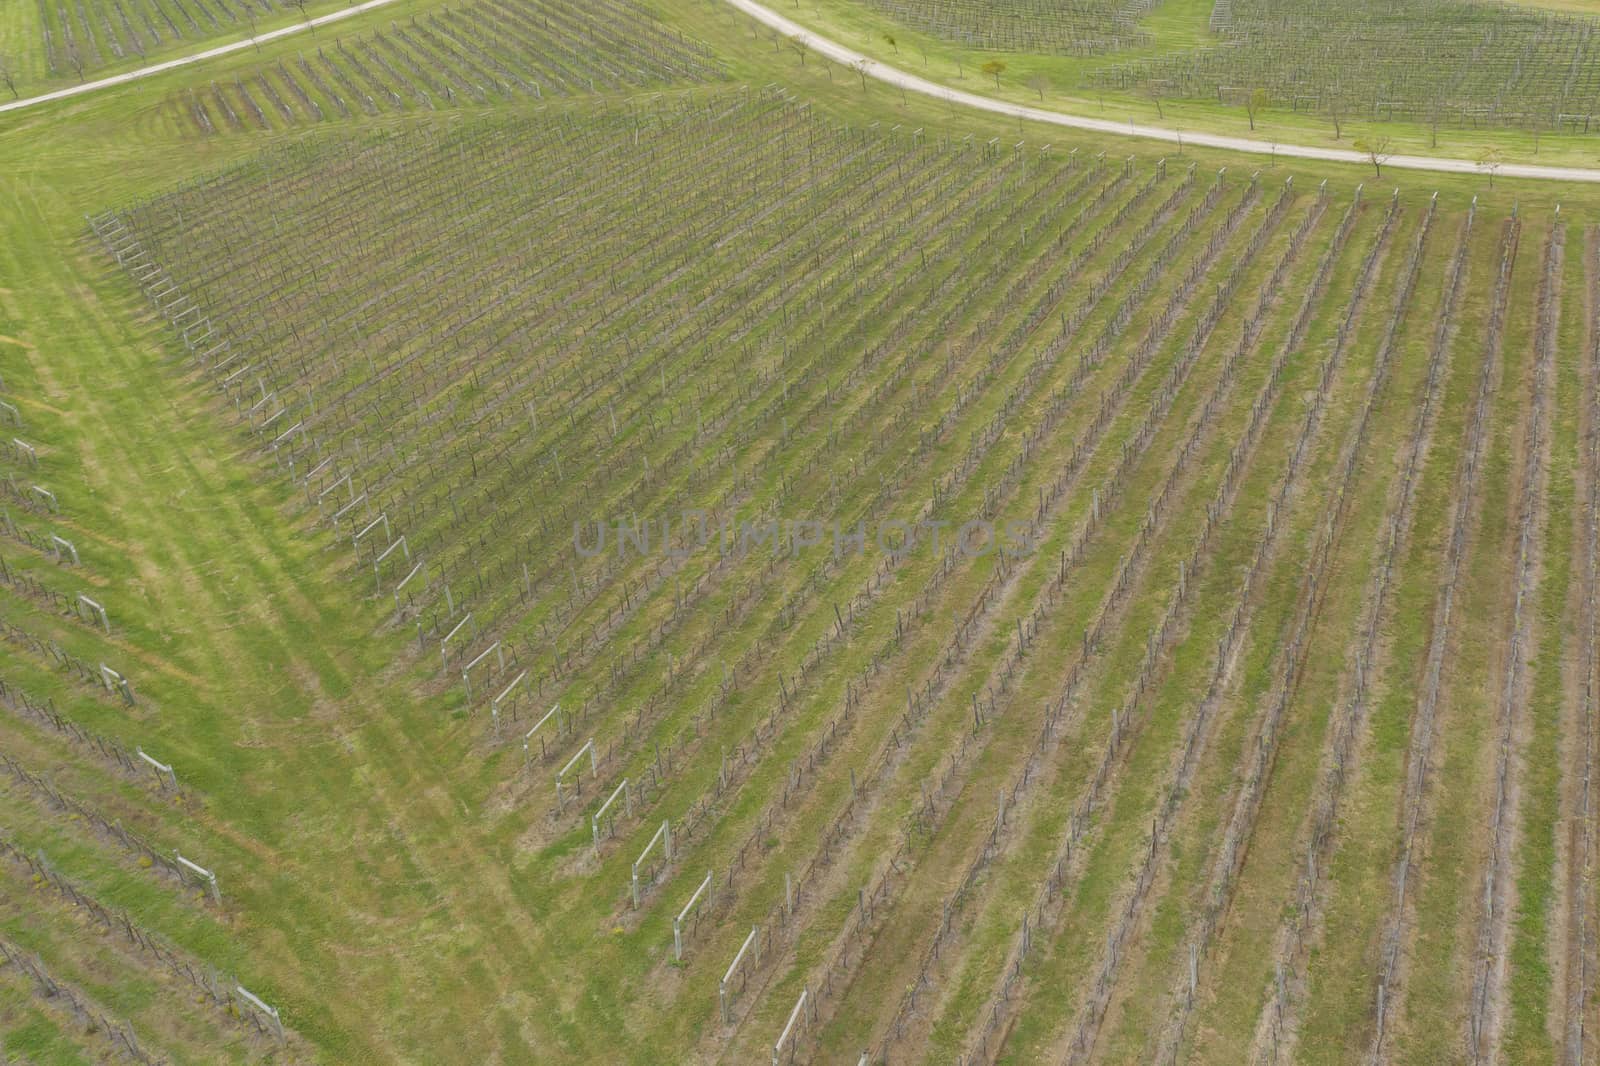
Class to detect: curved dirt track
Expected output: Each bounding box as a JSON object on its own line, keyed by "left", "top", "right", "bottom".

{"left": 726, "top": 0, "right": 1600, "bottom": 184}
{"left": 3, "top": 0, "right": 1598, "bottom": 186}
{"left": 0, "top": 0, "right": 406, "bottom": 116}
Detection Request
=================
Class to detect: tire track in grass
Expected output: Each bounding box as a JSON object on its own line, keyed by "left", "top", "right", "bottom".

{"left": 1365, "top": 219, "right": 1523, "bottom": 1065}
{"left": 1504, "top": 215, "right": 1582, "bottom": 1066}
{"left": 584, "top": 160, "right": 1155, "bottom": 903}
{"left": 1242, "top": 199, "right": 1474, "bottom": 1066}
{"left": 4, "top": 183, "right": 419, "bottom": 1063}
{"left": 958, "top": 186, "right": 1370, "bottom": 1066}
{"left": 556, "top": 156, "right": 1171, "bottom": 1043}
{"left": 855, "top": 184, "right": 1329, "bottom": 1066}
{"left": 1467, "top": 219, "right": 1562, "bottom": 1064}
{"left": 1065, "top": 191, "right": 1422, "bottom": 1066}
{"left": 494, "top": 144, "right": 1035, "bottom": 806}
{"left": 1561, "top": 226, "right": 1600, "bottom": 1065}
{"left": 716, "top": 175, "right": 1260, "bottom": 1062}
{"left": 611, "top": 166, "right": 1203, "bottom": 1056}
{"left": 998, "top": 188, "right": 1401, "bottom": 1062}
{"left": 774, "top": 178, "right": 1283, "bottom": 1050}
{"left": 673, "top": 165, "right": 1196, "bottom": 943}
{"left": 529, "top": 147, "right": 1061, "bottom": 736}
{"left": 16, "top": 167, "right": 602, "bottom": 1065}
{"left": 1145, "top": 192, "right": 1446, "bottom": 1062}
{"left": 539, "top": 154, "right": 1117, "bottom": 850}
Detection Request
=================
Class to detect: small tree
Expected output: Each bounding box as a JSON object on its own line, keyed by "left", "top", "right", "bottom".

{"left": 0, "top": 53, "right": 17, "bottom": 99}
{"left": 1327, "top": 85, "right": 1345, "bottom": 141}
{"left": 789, "top": 34, "right": 809, "bottom": 67}
{"left": 882, "top": 32, "right": 897, "bottom": 54}
{"left": 66, "top": 42, "right": 85, "bottom": 82}
{"left": 1146, "top": 82, "right": 1165, "bottom": 120}
{"left": 851, "top": 58, "right": 869, "bottom": 91}
{"left": 980, "top": 59, "right": 1006, "bottom": 89}
{"left": 243, "top": 0, "right": 260, "bottom": 51}
{"left": 1245, "top": 87, "right": 1268, "bottom": 131}
{"left": 1026, "top": 73, "right": 1048, "bottom": 101}
{"left": 1353, "top": 134, "right": 1393, "bottom": 177}
{"left": 1477, "top": 145, "right": 1504, "bottom": 187}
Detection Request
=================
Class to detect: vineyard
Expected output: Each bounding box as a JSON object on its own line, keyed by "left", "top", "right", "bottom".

{"left": 1090, "top": 0, "right": 1600, "bottom": 131}
{"left": 0, "top": 0, "right": 1597, "bottom": 1057}
{"left": 854, "top": 0, "right": 1157, "bottom": 55}
{"left": 153, "top": 0, "right": 723, "bottom": 135}
{"left": 0, "top": 74, "right": 1556, "bottom": 1063}
{"left": 27, "top": 0, "right": 341, "bottom": 81}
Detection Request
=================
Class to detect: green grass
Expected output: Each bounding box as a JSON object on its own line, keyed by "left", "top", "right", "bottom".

{"left": 1502, "top": 219, "right": 1583, "bottom": 1064}
{"left": 0, "top": 0, "right": 1596, "bottom": 1062}
{"left": 751, "top": 0, "right": 1600, "bottom": 169}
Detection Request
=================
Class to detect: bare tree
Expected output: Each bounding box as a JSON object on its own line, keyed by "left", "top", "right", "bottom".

{"left": 1145, "top": 81, "right": 1164, "bottom": 120}
{"left": 789, "top": 34, "right": 808, "bottom": 67}
{"left": 980, "top": 59, "right": 1006, "bottom": 89}
{"left": 1477, "top": 145, "right": 1504, "bottom": 187}
{"left": 243, "top": 0, "right": 260, "bottom": 51}
{"left": 1327, "top": 89, "right": 1344, "bottom": 141}
{"left": 1354, "top": 134, "right": 1393, "bottom": 177}
{"left": 851, "top": 58, "right": 869, "bottom": 91}
{"left": 0, "top": 53, "right": 17, "bottom": 99}
{"left": 67, "top": 42, "right": 85, "bottom": 82}
{"left": 1026, "top": 73, "right": 1048, "bottom": 102}
{"left": 1245, "top": 86, "right": 1268, "bottom": 131}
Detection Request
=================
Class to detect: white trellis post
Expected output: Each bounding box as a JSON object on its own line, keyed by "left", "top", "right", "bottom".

{"left": 674, "top": 869, "right": 713, "bottom": 961}
{"left": 235, "top": 986, "right": 284, "bottom": 1040}
{"left": 99, "top": 663, "right": 134, "bottom": 705}
{"left": 330, "top": 491, "right": 367, "bottom": 531}
{"left": 175, "top": 852, "right": 221, "bottom": 904}
{"left": 592, "top": 778, "right": 630, "bottom": 850}
{"left": 372, "top": 536, "right": 410, "bottom": 591}
{"left": 462, "top": 640, "right": 506, "bottom": 700}
{"left": 489, "top": 669, "right": 527, "bottom": 736}
{"left": 555, "top": 738, "right": 595, "bottom": 810}
{"left": 49, "top": 534, "right": 78, "bottom": 565}
{"left": 524, "top": 702, "right": 560, "bottom": 765}
{"left": 720, "top": 926, "right": 760, "bottom": 1024}
{"left": 352, "top": 512, "right": 390, "bottom": 552}
{"left": 440, "top": 613, "right": 472, "bottom": 669}
{"left": 78, "top": 594, "right": 110, "bottom": 634}
{"left": 774, "top": 985, "right": 814, "bottom": 1065}
{"left": 136, "top": 747, "right": 177, "bottom": 791}
{"left": 631, "top": 819, "right": 671, "bottom": 908}
{"left": 393, "top": 558, "right": 426, "bottom": 609}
